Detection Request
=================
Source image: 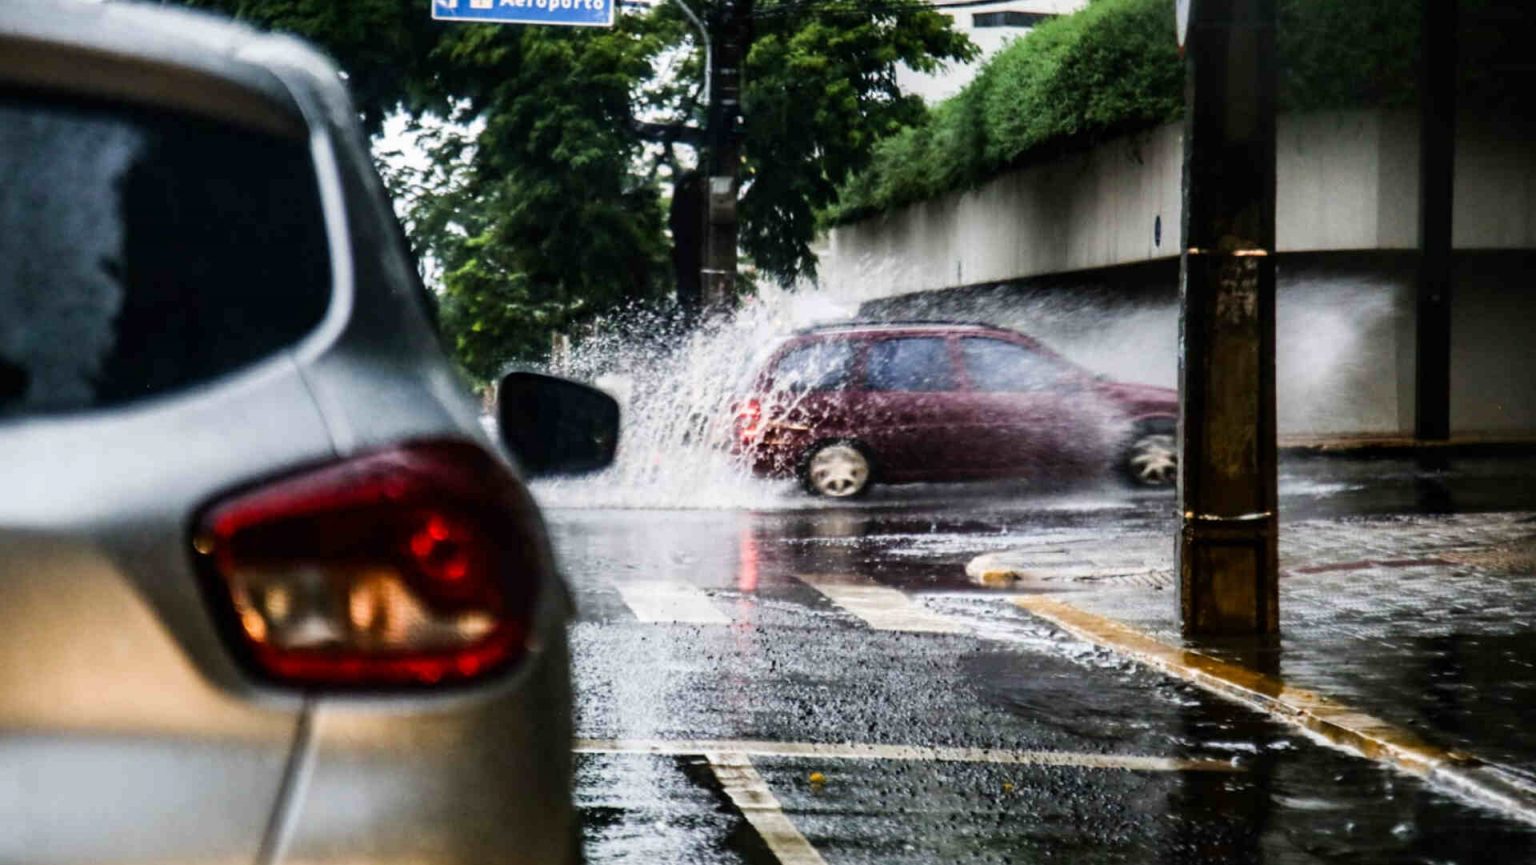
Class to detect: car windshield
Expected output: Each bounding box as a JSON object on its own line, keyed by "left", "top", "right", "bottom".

{"left": 0, "top": 93, "right": 330, "bottom": 420}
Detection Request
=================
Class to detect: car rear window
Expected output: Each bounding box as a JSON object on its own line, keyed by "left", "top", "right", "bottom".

{"left": 864, "top": 337, "right": 956, "bottom": 392}
{"left": 0, "top": 93, "right": 331, "bottom": 420}
{"left": 772, "top": 340, "right": 856, "bottom": 392}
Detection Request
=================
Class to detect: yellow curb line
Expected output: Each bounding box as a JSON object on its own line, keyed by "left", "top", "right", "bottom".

{"left": 1011, "top": 595, "right": 1536, "bottom": 826}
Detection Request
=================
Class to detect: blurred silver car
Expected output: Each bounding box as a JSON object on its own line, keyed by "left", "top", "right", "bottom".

{"left": 0, "top": 3, "right": 612, "bottom": 863}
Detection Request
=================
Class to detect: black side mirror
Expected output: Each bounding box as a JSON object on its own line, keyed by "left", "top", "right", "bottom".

{"left": 496, "top": 372, "right": 619, "bottom": 477}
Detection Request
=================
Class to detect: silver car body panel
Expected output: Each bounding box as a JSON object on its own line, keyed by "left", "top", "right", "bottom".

{"left": 0, "top": 359, "right": 328, "bottom": 863}
{"left": 0, "top": 3, "right": 575, "bottom": 863}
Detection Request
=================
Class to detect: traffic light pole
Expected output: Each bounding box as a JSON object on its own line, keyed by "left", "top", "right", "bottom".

{"left": 701, "top": 0, "right": 751, "bottom": 309}
{"left": 1176, "top": 0, "right": 1280, "bottom": 637}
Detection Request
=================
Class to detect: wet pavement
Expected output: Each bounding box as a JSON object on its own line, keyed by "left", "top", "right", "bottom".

{"left": 544, "top": 455, "right": 1536, "bottom": 863}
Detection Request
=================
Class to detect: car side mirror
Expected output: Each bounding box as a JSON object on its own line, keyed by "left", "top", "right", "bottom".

{"left": 496, "top": 372, "right": 619, "bottom": 477}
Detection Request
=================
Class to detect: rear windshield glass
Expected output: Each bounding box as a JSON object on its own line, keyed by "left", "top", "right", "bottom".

{"left": 772, "top": 340, "right": 856, "bottom": 392}
{"left": 0, "top": 93, "right": 331, "bottom": 419}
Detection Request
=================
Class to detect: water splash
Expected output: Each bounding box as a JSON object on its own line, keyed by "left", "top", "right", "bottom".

{"left": 533, "top": 283, "right": 862, "bottom": 510}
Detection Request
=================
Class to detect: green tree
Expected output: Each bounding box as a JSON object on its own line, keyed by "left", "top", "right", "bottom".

{"left": 743, "top": 0, "right": 974, "bottom": 281}
{"left": 181, "top": 0, "right": 971, "bottom": 375}
{"left": 830, "top": 0, "right": 1536, "bottom": 223}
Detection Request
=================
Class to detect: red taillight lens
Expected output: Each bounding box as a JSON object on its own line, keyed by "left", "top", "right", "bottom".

{"left": 194, "top": 440, "right": 545, "bottom": 689}
{"left": 734, "top": 398, "right": 763, "bottom": 442}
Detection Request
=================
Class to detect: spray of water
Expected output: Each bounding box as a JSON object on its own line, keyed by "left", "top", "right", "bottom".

{"left": 533, "top": 283, "right": 865, "bottom": 509}
{"left": 533, "top": 280, "right": 1146, "bottom": 509}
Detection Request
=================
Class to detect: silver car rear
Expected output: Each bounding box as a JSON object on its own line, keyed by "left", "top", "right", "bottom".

{"left": 0, "top": 3, "right": 576, "bottom": 862}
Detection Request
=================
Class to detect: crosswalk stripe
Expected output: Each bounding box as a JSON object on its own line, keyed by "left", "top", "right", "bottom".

{"left": 706, "top": 752, "right": 829, "bottom": 865}
{"left": 611, "top": 579, "right": 731, "bottom": 625}
{"left": 797, "top": 574, "right": 965, "bottom": 634}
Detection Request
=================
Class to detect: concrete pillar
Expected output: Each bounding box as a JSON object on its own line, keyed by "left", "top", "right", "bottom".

{"left": 1177, "top": 0, "right": 1280, "bottom": 637}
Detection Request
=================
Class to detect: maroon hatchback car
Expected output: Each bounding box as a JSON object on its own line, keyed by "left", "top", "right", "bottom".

{"left": 731, "top": 323, "right": 1179, "bottom": 497}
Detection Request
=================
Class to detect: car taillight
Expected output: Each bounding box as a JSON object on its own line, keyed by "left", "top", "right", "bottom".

{"left": 734, "top": 398, "right": 763, "bottom": 442}
{"left": 193, "top": 440, "right": 546, "bottom": 690}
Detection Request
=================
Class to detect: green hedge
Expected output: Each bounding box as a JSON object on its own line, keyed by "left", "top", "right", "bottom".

{"left": 827, "top": 0, "right": 1428, "bottom": 226}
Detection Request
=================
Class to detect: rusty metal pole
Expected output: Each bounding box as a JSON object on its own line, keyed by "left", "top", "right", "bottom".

{"left": 1415, "top": 0, "right": 1457, "bottom": 442}
{"left": 1176, "top": 0, "right": 1279, "bottom": 637}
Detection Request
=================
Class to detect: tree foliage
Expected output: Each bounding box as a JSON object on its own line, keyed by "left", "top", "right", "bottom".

{"left": 744, "top": 0, "right": 975, "bottom": 280}
{"left": 828, "top": 0, "right": 1536, "bottom": 224}
{"left": 827, "top": 0, "right": 1184, "bottom": 224}
{"left": 180, "top": 0, "right": 972, "bottom": 378}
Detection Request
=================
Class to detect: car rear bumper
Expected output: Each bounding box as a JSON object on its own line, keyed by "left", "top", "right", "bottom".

{"left": 732, "top": 432, "right": 810, "bottom": 479}
{"left": 273, "top": 627, "right": 578, "bottom": 865}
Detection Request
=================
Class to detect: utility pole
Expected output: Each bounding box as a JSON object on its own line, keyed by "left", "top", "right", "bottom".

{"left": 1416, "top": 0, "right": 1457, "bottom": 442}
{"left": 701, "top": 0, "right": 752, "bottom": 309}
{"left": 1176, "top": 0, "right": 1280, "bottom": 637}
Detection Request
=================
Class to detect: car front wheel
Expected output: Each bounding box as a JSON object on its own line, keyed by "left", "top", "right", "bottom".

{"left": 802, "top": 442, "right": 872, "bottom": 498}
{"left": 1124, "top": 433, "right": 1177, "bottom": 487}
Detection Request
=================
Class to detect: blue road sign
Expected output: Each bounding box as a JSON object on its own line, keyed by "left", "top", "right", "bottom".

{"left": 432, "top": 0, "right": 614, "bottom": 28}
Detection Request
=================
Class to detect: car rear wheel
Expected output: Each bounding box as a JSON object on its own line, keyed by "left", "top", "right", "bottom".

{"left": 1124, "top": 433, "right": 1177, "bottom": 486}
{"left": 803, "top": 442, "right": 872, "bottom": 498}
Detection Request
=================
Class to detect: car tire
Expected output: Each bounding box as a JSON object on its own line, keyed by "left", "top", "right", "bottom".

{"left": 1122, "top": 431, "right": 1177, "bottom": 487}
{"left": 801, "top": 441, "right": 873, "bottom": 498}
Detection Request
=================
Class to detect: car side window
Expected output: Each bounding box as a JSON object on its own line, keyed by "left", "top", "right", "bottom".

{"left": 864, "top": 338, "right": 956, "bottom": 392}
{"left": 772, "top": 340, "right": 856, "bottom": 392}
{"left": 960, "top": 338, "right": 1068, "bottom": 392}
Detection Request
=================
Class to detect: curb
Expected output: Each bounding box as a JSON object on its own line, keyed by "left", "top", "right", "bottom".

{"left": 965, "top": 551, "right": 1168, "bottom": 588}
{"left": 1012, "top": 595, "right": 1536, "bottom": 828}
{"left": 1277, "top": 435, "right": 1536, "bottom": 458}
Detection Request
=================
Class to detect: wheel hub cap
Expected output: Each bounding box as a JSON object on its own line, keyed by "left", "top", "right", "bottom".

{"left": 808, "top": 445, "right": 869, "bottom": 497}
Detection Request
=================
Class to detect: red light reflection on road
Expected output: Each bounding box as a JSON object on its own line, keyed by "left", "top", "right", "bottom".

{"left": 737, "top": 527, "right": 760, "bottom": 593}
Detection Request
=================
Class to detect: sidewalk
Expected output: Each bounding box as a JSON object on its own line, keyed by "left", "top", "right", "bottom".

{"left": 970, "top": 511, "right": 1536, "bottom": 815}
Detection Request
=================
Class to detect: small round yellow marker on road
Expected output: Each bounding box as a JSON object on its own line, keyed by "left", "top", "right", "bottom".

{"left": 808, "top": 770, "right": 826, "bottom": 787}
{"left": 1001, "top": 781, "right": 1015, "bottom": 794}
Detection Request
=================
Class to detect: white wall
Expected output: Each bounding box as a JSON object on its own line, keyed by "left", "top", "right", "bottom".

{"left": 824, "top": 122, "right": 1184, "bottom": 297}
{"left": 822, "top": 110, "right": 1536, "bottom": 300}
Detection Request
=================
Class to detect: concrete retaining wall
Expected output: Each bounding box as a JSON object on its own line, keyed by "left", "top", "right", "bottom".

{"left": 828, "top": 109, "right": 1536, "bottom": 439}
{"left": 824, "top": 110, "right": 1536, "bottom": 294}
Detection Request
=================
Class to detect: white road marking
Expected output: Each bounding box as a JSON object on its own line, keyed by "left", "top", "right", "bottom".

{"left": 612, "top": 579, "right": 730, "bottom": 625}
{"left": 573, "top": 737, "right": 1237, "bottom": 773}
{"left": 798, "top": 574, "right": 965, "bottom": 634}
{"left": 706, "top": 752, "right": 829, "bottom": 865}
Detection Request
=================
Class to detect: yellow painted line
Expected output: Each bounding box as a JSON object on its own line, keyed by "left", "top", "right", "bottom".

{"left": 573, "top": 737, "right": 1236, "bottom": 773}
{"left": 707, "top": 752, "right": 829, "bottom": 865}
{"left": 798, "top": 574, "right": 965, "bottom": 634}
{"left": 1011, "top": 596, "right": 1468, "bottom": 772}
{"left": 1012, "top": 595, "right": 1536, "bottom": 825}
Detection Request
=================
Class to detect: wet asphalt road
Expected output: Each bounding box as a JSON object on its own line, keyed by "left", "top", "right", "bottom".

{"left": 546, "top": 456, "right": 1536, "bottom": 864}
